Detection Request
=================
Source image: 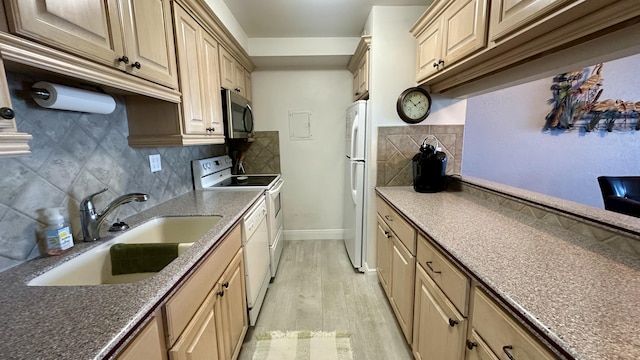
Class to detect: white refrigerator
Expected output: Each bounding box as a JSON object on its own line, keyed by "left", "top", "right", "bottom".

{"left": 343, "top": 100, "right": 367, "bottom": 271}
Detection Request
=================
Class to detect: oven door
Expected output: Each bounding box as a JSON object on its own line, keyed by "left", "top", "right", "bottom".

{"left": 266, "top": 178, "right": 284, "bottom": 244}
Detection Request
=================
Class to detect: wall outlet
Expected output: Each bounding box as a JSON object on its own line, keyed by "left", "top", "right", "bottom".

{"left": 149, "top": 154, "right": 162, "bottom": 173}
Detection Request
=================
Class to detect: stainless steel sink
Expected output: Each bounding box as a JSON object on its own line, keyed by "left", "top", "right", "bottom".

{"left": 28, "top": 216, "right": 222, "bottom": 286}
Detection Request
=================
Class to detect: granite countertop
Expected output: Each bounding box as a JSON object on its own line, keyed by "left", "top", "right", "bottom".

{"left": 376, "top": 184, "right": 640, "bottom": 360}
{"left": 0, "top": 190, "right": 263, "bottom": 360}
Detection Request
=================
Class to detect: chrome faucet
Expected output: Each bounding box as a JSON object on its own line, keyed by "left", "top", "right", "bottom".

{"left": 80, "top": 188, "right": 149, "bottom": 241}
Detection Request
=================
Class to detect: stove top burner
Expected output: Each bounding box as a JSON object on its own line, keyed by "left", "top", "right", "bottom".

{"left": 210, "top": 175, "right": 279, "bottom": 187}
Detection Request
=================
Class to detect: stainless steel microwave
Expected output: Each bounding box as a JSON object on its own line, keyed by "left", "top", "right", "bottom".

{"left": 222, "top": 89, "right": 254, "bottom": 141}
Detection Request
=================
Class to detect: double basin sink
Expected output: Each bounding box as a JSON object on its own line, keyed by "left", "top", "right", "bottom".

{"left": 28, "top": 216, "right": 222, "bottom": 286}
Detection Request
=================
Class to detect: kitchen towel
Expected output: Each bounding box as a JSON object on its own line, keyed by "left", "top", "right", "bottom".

{"left": 31, "top": 81, "right": 116, "bottom": 114}
{"left": 110, "top": 243, "right": 179, "bottom": 275}
{"left": 252, "top": 331, "right": 353, "bottom": 360}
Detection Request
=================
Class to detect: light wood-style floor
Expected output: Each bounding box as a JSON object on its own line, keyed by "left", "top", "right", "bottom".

{"left": 238, "top": 240, "right": 413, "bottom": 360}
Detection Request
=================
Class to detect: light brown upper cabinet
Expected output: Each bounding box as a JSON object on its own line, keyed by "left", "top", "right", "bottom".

{"left": 173, "top": 3, "right": 224, "bottom": 138}
{"left": 244, "top": 72, "right": 252, "bottom": 102}
{"left": 4, "top": 0, "right": 178, "bottom": 89}
{"left": 412, "top": 0, "right": 639, "bottom": 95}
{"left": 0, "top": 57, "right": 31, "bottom": 157}
{"left": 348, "top": 35, "right": 371, "bottom": 101}
{"left": 412, "top": 0, "right": 488, "bottom": 84}
{"left": 219, "top": 46, "right": 249, "bottom": 99}
{"left": 488, "top": 0, "right": 572, "bottom": 42}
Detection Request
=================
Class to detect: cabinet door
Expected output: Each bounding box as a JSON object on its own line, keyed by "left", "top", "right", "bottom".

{"left": 173, "top": 4, "right": 207, "bottom": 135}
{"left": 201, "top": 32, "right": 224, "bottom": 137}
{"left": 219, "top": 46, "right": 235, "bottom": 90}
{"left": 413, "top": 264, "right": 465, "bottom": 360}
{"left": 416, "top": 18, "right": 443, "bottom": 82}
{"left": 376, "top": 215, "right": 391, "bottom": 296}
{"left": 169, "top": 290, "right": 222, "bottom": 360}
{"left": 218, "top": 250, "right": 248, "bottom": 360}
{"left": 117, "top": 313, "right": 167, "bottom": 360}
{"left": 0, "top": 57, "right": 31, "bottom": 156}
{"left": 233, "top": 63, "right": 246, "bottom": 95}
{"left": 390, "top": 235, "right": 415, "bottom": 344}
{"left": 441, "top": 0, "right": 488, "bottom": 65}
{"left": 356, "top": 52, "right": 369, "bottom": 98}
{"left": 245, "top": 72, "right": 253, "bottom": 102}
{"left": 119, "top": 0, "right": 177, "bottom": 88}
{"left": 489, "top": 0, "right": 571, "bottom": 41}
{"left": 4, "top": 0, "right": 123, "bottom": 67}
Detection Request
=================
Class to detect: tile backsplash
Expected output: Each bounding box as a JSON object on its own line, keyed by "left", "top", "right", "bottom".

{"left": 0, "top": 72, "right": 226, "bottom": 273}
{"left": 377, "top": 125, "right": 464, "bottom": 186}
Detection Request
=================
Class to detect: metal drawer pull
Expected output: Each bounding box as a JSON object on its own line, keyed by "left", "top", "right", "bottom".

{"left": 426, "top": 261, "right": 441, "bottom": 274}
{"left": 503, "top": 345, "right": 516, "bottom": 360}
{"left": 216, "top": 290, "right": 225, "bottom": 297}
{"left": 222, "top": 281, "right": 229, "bottom": 288}
{"left": 466, "top": 340, "right": 477, "bottom": 349}
{"left": 448, "top": 318, "right": 458, "bottom": 327}
{"left": 132, "top": 61, "right": 141, "bottom": 69}
{"left": 384, "top": 215, "right": 393, "bottom": 221}
{"left": 384, "top": 231, "right": 391, "bottom": 238}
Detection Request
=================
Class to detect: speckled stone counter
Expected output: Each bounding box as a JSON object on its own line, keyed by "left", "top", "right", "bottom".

{"left": 376, "top": 182, "right": 640, "bottom": 360}
{"left": 0, "top": 190, "right": 262, "bottom": 360}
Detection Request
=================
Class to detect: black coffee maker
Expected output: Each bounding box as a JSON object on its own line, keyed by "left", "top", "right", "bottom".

{"left": 412, "top": 136, "right": 447, "bottom": 193}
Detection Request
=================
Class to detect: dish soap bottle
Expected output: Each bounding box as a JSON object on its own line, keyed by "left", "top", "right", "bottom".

{"left": 42, "top": 208, "right": 74, "bottom": 255}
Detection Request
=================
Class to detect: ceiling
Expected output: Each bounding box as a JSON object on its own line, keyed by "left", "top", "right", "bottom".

{"left": 222, "top": 0, "right": 428, "bottom": 38}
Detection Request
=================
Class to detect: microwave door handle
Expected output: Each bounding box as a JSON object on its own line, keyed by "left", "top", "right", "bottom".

{"left": 243, "top": 104, "right": 254, "bottom": 132}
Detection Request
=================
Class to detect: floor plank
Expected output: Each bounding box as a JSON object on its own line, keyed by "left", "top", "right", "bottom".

{"left": 238, "top": 239, "right": 413, "bottom": 360}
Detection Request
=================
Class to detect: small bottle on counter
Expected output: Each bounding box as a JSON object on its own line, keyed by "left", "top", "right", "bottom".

{"left": 42, "top": 208, "right": 74, "bottom": 256}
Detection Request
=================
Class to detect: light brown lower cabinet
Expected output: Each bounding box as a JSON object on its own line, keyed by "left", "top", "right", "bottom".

{"left": 216, "top": 249, "right": 248, "bottom": 360}
{"left": 169, "top": 287, "right": 223, "bottom": 360}
{"left": 412, "top": 263, "right": 466, "bottom": 360}
{"left": 389, "top": 234, "right": 415, "bottom": 343}
{"left": 470, "top": 288, "right": 556, "bottom": 360}
{"left": 116, "top": 311, "right": 167, "bottom": 360}
{"left": 375, "top": 214, "right": 391, "bottom": 296}
{"left": 465, "top": 329, "right": 499, "bottom": 360}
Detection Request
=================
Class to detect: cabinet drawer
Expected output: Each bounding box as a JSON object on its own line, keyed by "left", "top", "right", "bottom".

{"left": 472, "top": 288, "right": 557, "bottom": 360}
{"left": 376, "top": 196, "right": 416, "bottom": 255}
{"left": 417, "top": 234, "right": 469, "bottom": 315}
{"left": 164, "top": 224, "right": 241, "bottom": 346}
{"left": 466, "top": 329, "right": 499, "bottom": 360}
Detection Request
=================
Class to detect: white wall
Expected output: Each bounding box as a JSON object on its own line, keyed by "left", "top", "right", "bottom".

{"left": 251, "top": 70, "right": 353, "bottom": 239}
{"left": 363, "top": 6, "right": 467, "bottom": 271}
{"left": 203, "top": 0, "right": 249, "bottom": 51}
{"left": 463, "top": 53, "right": 640, "bottom": 208}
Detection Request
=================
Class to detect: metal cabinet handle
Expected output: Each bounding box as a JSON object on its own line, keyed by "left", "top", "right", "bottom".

{"left": 118, "top": 56, "right": 129, "bottom": 64}
{"left": 384, "top": 215, "right": 393, "bottom": 222}
{"left": 503, "top": 345, "right": 516, "bottom": 360}
{"left": 433, "top": 62, "right": 439, "bottom": 69}
{"left": 222, "top": 281, "right": 229, "bottom": 288}
{"left": 217, "top": 290, "right": 225, "bottom": 297}
{"left": 0, "top": 107, "right": 15, "bottom": 119}
{"left": 384, "top": 231, "right": 391, "bottom": 239}
{"left": 448, "top": 318, "right": 458, "bottom": 327}
{"left": 466, "top": 340, "right": 477, "bottom": 349}
{"left": 132, "top": 61, "right": 141, "bottom": 69}
{"left": 425, "top": 261, "right": 441, "bottom": 274}
{"left": 438, "top": 59, "right": 445, "bottom": 66}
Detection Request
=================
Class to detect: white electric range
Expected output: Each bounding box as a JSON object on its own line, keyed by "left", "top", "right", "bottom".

{"left": 192, "top": 155, "right": 284, "bottom": 325}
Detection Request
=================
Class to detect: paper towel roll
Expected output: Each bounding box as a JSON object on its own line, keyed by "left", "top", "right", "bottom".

{"left": 31, "top": 82, "right": 116, "bottom": 114}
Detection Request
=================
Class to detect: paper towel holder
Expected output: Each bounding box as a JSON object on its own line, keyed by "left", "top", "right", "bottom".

{"left": 29, "top": 82, "right": 116, "bottom": 114}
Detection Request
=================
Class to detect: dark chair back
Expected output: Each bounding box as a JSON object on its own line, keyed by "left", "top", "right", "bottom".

{"left": 597, "top": 176, "right": 640, "bottom": 217}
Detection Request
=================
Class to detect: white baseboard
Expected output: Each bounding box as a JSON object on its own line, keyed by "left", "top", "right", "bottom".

{"left": 283, "top": 229, "right": 345, "bottom": 241}
{"left": 362, "top": 262, "right": 377, "bottom": 275}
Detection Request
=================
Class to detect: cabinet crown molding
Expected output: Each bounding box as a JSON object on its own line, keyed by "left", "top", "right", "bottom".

{"left": 347, "top": 35, "right": 371, "bottom": 73}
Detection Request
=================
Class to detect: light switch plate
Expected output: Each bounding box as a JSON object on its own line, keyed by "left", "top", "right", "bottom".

{"left": 149, "top": 154, "right": 162, "bottom": 173}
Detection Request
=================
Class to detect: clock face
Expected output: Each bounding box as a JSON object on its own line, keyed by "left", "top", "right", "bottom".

{"left": 397, "top": 87, "right": 432, "bottom": 123}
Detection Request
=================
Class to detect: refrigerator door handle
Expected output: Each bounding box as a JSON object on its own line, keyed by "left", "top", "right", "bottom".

{"left": 350, "top": 113, "right": 359, "bottom": 159}
{"left": 350, "top": 161, "right": 358, "bottom": 204}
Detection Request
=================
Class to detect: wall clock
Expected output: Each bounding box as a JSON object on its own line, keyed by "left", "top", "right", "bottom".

{"left": 396, "top": 87, "right": 432, "bottom": 124}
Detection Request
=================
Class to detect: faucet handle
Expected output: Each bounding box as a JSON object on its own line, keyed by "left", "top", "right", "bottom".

{"left": 80, "top": 188, "right": 108, "bottom": 210}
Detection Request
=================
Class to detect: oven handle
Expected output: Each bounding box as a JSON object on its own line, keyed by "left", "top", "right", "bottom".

{"left": 269, "top": 179, "right": 284, "bottom": 194}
